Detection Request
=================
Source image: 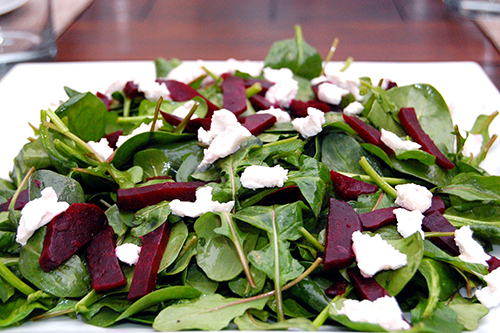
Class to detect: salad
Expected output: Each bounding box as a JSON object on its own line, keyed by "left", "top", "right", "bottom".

{"left": 0, "top": 25, "right": 499, "bottom": 332}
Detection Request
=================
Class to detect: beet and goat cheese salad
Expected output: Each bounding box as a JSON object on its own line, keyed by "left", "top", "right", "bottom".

{"left": 0, "top": 26, "right": 499, "bottom": 332}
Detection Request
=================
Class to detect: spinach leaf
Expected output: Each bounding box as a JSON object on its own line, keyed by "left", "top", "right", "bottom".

{"left": 131, "top": 201, "right": 171, "bottom": 237}
{"left": 155, "top": 57, "right": 181, "bottom": 78}
{"left": 264, "top": 25, "right": 322, "bottom": 80}
{"left": 18, "top": 227, "right": 91, "bottom": 298}
{"left": 153, "top": 293, "right": 268, "bottom": 331}
{"left": 133, "top": 148, "right": 171, "bottom": 181}
{"left": 28, "top": 169, "right": 84, "bottom": 204}
{"left": 0, "top": 296, "right": 46, "bottom": 327}
{"left": 158, "top": 221, "right": 188, "bottom": 273}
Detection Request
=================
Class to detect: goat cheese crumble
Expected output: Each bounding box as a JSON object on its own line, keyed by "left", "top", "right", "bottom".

{"left": 454, "top": 225, "right": 490, "bottom": 266}
{"left": 317, "top": 82, "right": 349, "bottom": 105}
{"left": 169, "top": 186, "right": 235, "bottom": 218}
{"left": 263, "top": 67, "right": 298, "bottom": 108}
{"left": 394, "top": 208, "right": 425, "bottom": 239}
{"left": 256, "top": 107, "right": 291, "bottom": 123}
{"left": 343, "top": 101, "right": 364, "bottom": 116}
{"left": 395, "top": 183, "right": 433, "bottom": 213}
{"left": 380, "top": 129, "right": 421, "bottom": 151}
{"left": 240, "top": 165, "right": 289, "bottom": 190}
{"left": 475, "top": 267, "right": 500, "bottom": 308}
{"left": 16, "top": 187, "right": 70, "bottom": 245}
{"left": 291, "top": 107, "right": 326, "bottom": 138}
{"left": 115, "top": 243, "right": 141, "bottom": 266}
{"left": 87, "top": 139, "right": 115, "bottom": 161}
{"left": 337, "top": 296, "right": 410, "bottom": 331}
{"left": 198, "top": 109, "right": 239, "bottom": 146}
{"left": 352, "top": 231, "right": 407, "bottom": 278}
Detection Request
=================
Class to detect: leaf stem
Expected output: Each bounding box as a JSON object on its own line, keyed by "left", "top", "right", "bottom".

{"left": 123, "top": 98, "right": 132, "bottom": 117}
{"left": 150, "top": 96, "right": 163, "bottom": 133}
{"left": 75, "top": 289, "right": 102, "bottom": 314}
{"left": 338, "top": 171, "right": 413, "bottom": 186}
{"left": 221, "top": 212, "right": 256, "bottom": 288}
{"left": 9, "top": 166, "right": 34, "bottom": 212}
{"left": 359, "top": 156, "right": 397, "bottom": 198}
{"left": 173, "top": 101, "right": 199, "bottom": 134}
{"left": 424, "top": 231, "right": 455, "bottom": 238}
{"left": 299, "top": 227, "right": 325, "bottom": 252}
{"left": 245, "top": 83, "right": 262, "bottom": 98}
{"left": 0, "top": 260, "right": 36, "bottom": 296}
{"left": 323, "top": 37, "right": 339, "bottom": 75}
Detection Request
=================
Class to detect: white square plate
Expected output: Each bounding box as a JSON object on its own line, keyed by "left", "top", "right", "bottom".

{"left": 0, "top": 61, "right": 499, "bottom": 332}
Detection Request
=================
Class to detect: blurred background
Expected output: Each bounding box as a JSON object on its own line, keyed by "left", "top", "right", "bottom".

{"left": 49, "top": 0, "right": 500, "bottom": 88}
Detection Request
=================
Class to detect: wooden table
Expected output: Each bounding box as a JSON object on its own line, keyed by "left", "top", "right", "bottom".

{"left": 56, "top": 0, "right": 500, "bottom": 89}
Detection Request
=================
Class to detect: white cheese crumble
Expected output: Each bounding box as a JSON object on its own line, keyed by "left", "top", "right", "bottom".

{"left": 198, "top": 124, "right": 252, "bottom": 169}
{"left": 137, "top": 80, "right": 171, "bottom": 101}
{"left": 291, "top": 107, "right": 326, "bottom": 138}
{"left": 263, "top": 67, "right": 298, "bottom": 108}
{"left": 475, "top": 267, "right": 500, "bottom": 308}
{"left": 462, "top": 133, "right": 483, "bottom": 158}
{"left": 380, "top": 129, "right": 421, "bottom": 151}
{"left": 337, "top": 296, "right": 410, "bottom": 331}
{"left": 316, "top": 82, "right": 349, "bottom": 105}
{"left": 16, "top": 187, "right": 70, "bottom": 245}
{"left": 115, "top": 243, "right": 141, "bottom": 266}
{"left": 198, "top": 109, "right": 239, "bottom": 146}
{"left": 395, "top": 183, "right": 433, "bottom": 213}
{"left": 169, "top": 186, "right": 235, "bottom": 218}
{"left": 323, "top": 68, "right": 362, "bottom": 101}
{"left": 352, "top": 231, "right": 407, "bottom": 278}
{"left": 343, "top": 101, "right": 364, "bottom": 116}
{"left": 172, "top": 100, "right": 199, "bottom": 120}
{"left": 256, "top": 107, "right": 291, "bottom": 123}
{"left": 394, "top": 208, "right": 425, "bottom": 239}
{"left": 240, "top": 165, "right": 289, "bottom": 190}
{"left": 454, "top": 225, "right": 490, "bottom": 266}
{"left": 87, "top": 139, "right": 115, "bottom": 161}
{"left": 165, "top": 60, "right": 207, "bottom": 84}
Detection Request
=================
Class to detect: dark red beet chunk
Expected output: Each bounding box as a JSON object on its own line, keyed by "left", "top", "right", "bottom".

{"left": 96, "top": 92, "right": 113, "bottom": 110}
{"left": 0, "top": 189, "right": 29, "bottom": 212}
{"left": 359, "top": 207, "right": 396, "bottom": 232}
{"left": 289, "top": 100, "right": 330, "bottom": 118}
{"left": 258, "top": 185, "right": 302, "bottom": 206}
{"left": 160, "top": 111, "right": 211, "bottom": 133}
{"left": 425, "top": 196, "right": 446, "bottom": 215}
{"left": 39, "top": 203, "right": 108, "bottom": 272}
{"left": 222, "top": 76, "right": 247, "bottom": 116}
{"left": 241, "top": 113, "right": 277, "bottom": 136}
{"left": 487, "top": 256, "right": 500, "bottom": 272}
{"left": 104, "top": 130, "right": 123, "bottom": 150}
{"left": 398, "top": 107, "right": 455, "bottom": 170}
{"left": 123, "top": 81, "right": 144, "bottom": 99}
{"left": 128, "top": 222, "right": 171, "bottom": 301}
{"left": 347, "top": 267, "right": 390, "bottom": 301}
{"left": 87, "top": 225, "right": 127, "bottom": 292}
{"left": 325, "top": 276, "right": 349, "bottom": 298}
{"left": 343, "top": 114, "right": 394, "bottom": 155}
{"left": 156, "top": 79, "right": 219, "bottom": 118}
{"left": 330, "top": 170, "right": 378, "bottom": 201}
{"left": 116, "top": 181, "right": 205, "bottom": 211}
{"left": 324, "top": 198, "right": 362, "bottom": 270}
{"left": 249, "top": 94, "right": 273, "bottom": 111}
{"left": 422, "top": 211, "right": 459, "bottom": 256}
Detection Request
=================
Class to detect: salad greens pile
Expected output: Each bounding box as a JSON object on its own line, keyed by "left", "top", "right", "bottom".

{"left": 0, "top": 25, "right": 499, "bottom": 332}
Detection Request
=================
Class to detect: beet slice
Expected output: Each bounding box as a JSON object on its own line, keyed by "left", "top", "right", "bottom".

{"left": 325, "top": 275, "right": 349, "bottom": 298}
{"left": 422, "top": 211, "right": 459, "bottom": 256}
{"left": 96, "top": 92, "right": 113, "bottom": 110}
{"left": 156, "top": 79, "right": 219, "bottom": 118}
{"left": 330, "top": 170, "right": 379, "bottom": 201}
{"left": 104, "top": 130, "right": 123, "bottom": 150}
{"left": 249, "top": 94, "right": 273, "bottom": 111}
{"left": 39, "top": 203, "right": 108, "bottom": 272}
{"left": 87, "top": 225, "right": 127, "bottom": 292}
{"left": 343, "top": 114, "right": 394, "bottom": 155}
{"left": 222, "top": 76, "right": 247, "bottom": 116}
{"left": 241, "top": 113, "right": 277, "bottom": 136}
{"left": 258, "top": 185, "right": 302, "bottom": 206}
{"left": 398, "top": 107, "right": 455, "bottom": 170}
{"left": 425, "top": 196, "right": 446, "bottom": 215}
{"left": 289, "top": 100, "right": 330, "bottom": 118}
{"left": 116, "top": 181, "right": 205, "bottom": 211}
{"left": 487, "top": 256, "right": 500, "bottom": 273}
{"left": 347, "top": 267, "right": 390, "bottom": 301}
{"left": 0, "top": 189, "right": 29, "bottom": 212}
{"left": 123, "top": 81, "right": 144, "bottom": 99}
{"left": 359, "top": 207, "right": 396, "bottom": 232}
{"left": 160, "top": 111, "right": 211, "bottom": 133}
{"left": 324, "top": 198, "right": 362, "bottom": 270}
{"left": 128, "top": 222, "right": 171, "bottom": 301}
